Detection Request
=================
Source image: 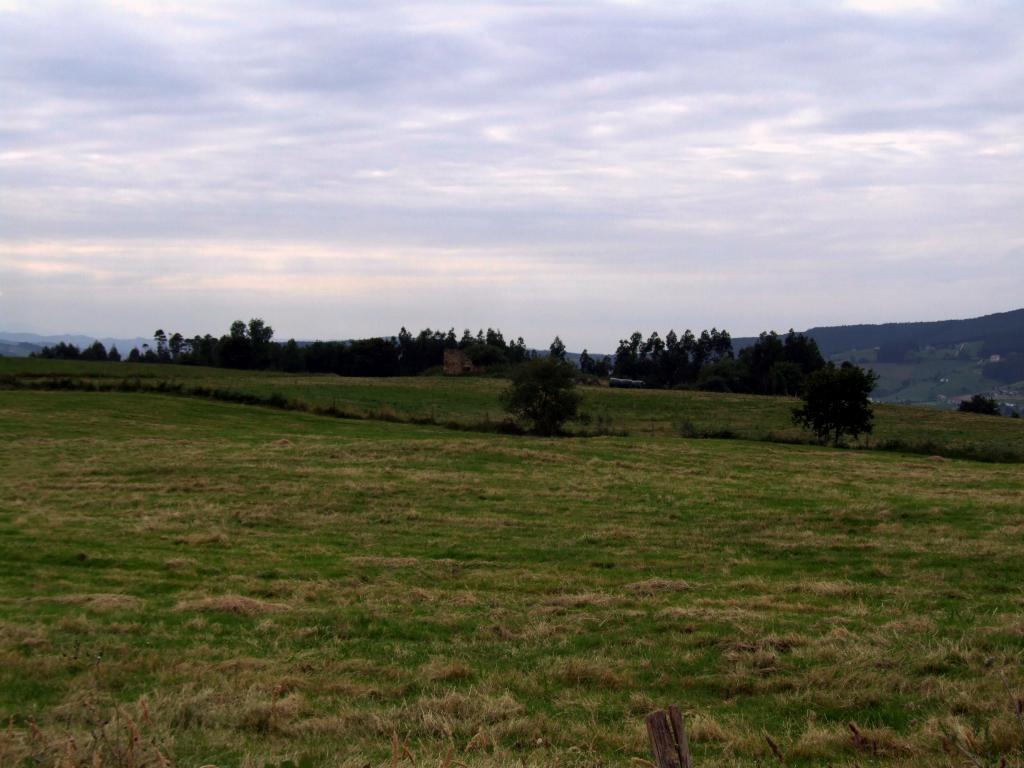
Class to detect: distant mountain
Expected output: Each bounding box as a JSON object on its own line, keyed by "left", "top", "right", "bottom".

{"left": 0, "top": 332, "right": 151, "bottom": 356}
{"left": 801, "top": 308, "right": 1024, "bottom": 357}
{"left": 0, "top": 340, "right": 43, "bottom": 357}
{"left": 733, "top": 309, "right": 1024, "bottom": 357}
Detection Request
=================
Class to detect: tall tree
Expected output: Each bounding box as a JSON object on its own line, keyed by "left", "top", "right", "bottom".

{"left": 247, "top": 318, "right": 274, "bottom": 368}
{"left": 153, "top": 330, "right": 169, "bottom": 362}
{"left": 486, "top": 328, "right": 506, "bottom": 349}
{"left": 168, "top": 332, "right": 184, "bottom": 361}
{"left": 549, "top": 336, "right": 567, "bottom": 362}
{"left": 219, "top": 320, "right": 252, "bottom": 368}
{"left": 613, "top": 332, "right": 643, "bottom": 379}
{"left": 579, "top": 349, "right": 594, "bottom": 374}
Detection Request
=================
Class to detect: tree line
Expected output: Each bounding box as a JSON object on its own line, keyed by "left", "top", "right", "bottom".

{"left": 34, "top": 340, "right": 124, "bottom": 362}
{"left": 609, "top": 328, "right": 826, "bottom": 395}
{"left": 33, "top": 320, "right": 535, "bottom": 377}
{"left": 33, "top": 319, "right": 834, "bottom": 395}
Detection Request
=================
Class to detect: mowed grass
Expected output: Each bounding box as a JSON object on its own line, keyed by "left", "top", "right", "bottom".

{"left": 2, "top": 389, "right": 1024, "bottom": 766}
{"left": 4, "top": 358, "right": 1024, "bottom": 461}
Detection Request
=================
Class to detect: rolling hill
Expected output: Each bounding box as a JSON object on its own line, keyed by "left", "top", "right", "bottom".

{"left": 736, "top": 308, "right": 1024, "bottom": 406}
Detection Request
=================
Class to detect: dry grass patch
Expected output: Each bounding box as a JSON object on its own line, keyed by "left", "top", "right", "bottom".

{"left": 347, "top": 555, "right": 421, "bottom": 568}
{"left": 48, "top": 593, "right": 143, "bottom": 612}
{"left": 880, "top": 616, "right": 937, "bottom": 635}
{"left": 982, "top": 711, "right": 1024, "bottom": 754}
{"left": 175, "top": 530, "right": 230, "bottom": 547}
{"left": 421, "top": 659, "right": 474, "bottom": 683}
{"left": 0, "top": 623, "right": 51, "bottom": 650}
{"left": 627, "top": 692, "right": 657, "bottom": 715}
{"left": 323, "top": 679, "right": 383, "bottom": 698}
{"left": 723, "top": 648, "right": 781, "bottom": 677}
{"left": 406, "top": 691, "right": 524, "bottom": 739}
{"left": 686, "top": 713, "right": 731, "bottom": 743}
{"left": 164, "top": 556, "right": 197, "bottom": 571}
{"left": 798, "top": 579, "right": 862, "bottom": 597}
{"left": 294, "top": 711, "right": 389, "bottom": 738}
{"left": 846, "top": 721, "right": 914, "bottom": 758}
{"left": 789, "top": 722, "right": 851, "bottom": 760}
{"left": 238, "top": 691, "right": 306, "bottom": 734}
{"left": 54, "top": 614, "right": 93, "bottom": 634}
{"left": 176, "top": 594, "right": 289, "bottom": 616}
{"left": 334, "top": 658, "right": 379, "bottom": 674}
{"left": 625, "top": 578, "right": 693, "bottom": 595}
{"left": 481, "top": 623, "right": 518, "bottom": 641}
{"left": 722, "top": 634, "right": 800, "bottom": 655}
{"left": 0, "top": 702, "right": 173, "bottom": 768}
{"left": 213, "top": 657, "right": 275, "bottom": 678}
{"left": 549, "top": 658, "right": 630, "bottom": 689}
{"left": 541, "top": 592, "right": 615, "bottom": 609}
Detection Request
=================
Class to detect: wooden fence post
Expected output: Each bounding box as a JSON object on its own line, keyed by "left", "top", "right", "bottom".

{"left": 645, "top": 706, "right": 693, "bottom": 768}
{"left": 668, "top": 705, "right": 692, "bottom": 768}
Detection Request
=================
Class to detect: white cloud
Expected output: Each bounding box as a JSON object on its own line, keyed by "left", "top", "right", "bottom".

{"left": 844, "top": 0, "right": 951, "bottom": 15}
{"left": 0, "top": 0, "right": 1022, "bottom": 348}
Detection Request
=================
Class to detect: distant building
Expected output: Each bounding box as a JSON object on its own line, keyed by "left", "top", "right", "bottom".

{"left": 443, "top": 348, "right": 476, "bottom": 375}
{"left": 609, "top": 377, "right": 645, "bottom": 388}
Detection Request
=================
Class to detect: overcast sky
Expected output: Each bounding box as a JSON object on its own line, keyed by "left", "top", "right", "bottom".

{"left": 1, "top": 0, "right": 1022, "bottom": 350}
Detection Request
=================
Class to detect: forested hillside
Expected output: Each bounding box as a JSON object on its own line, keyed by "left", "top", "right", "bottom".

{"left": 803, "top": 308, "right": 1024, "bottom": 357}
{"left": 732, "top": 309, "right": 1024, "bottom": 405}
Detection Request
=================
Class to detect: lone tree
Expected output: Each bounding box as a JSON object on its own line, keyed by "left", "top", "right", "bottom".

{"left": 500, "top": 357, "right": 582, "bottom": 436}
{"left": 792, "top": 362, "right": 878, "bottom": 446}
{"left": 958, "top": 394, "right": 1000, "bottom": 416}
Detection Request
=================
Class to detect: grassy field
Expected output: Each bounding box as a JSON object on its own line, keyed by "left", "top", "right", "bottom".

{"left": 2, "top": 383, "right": 1024, "bottom": 767}
{"left": 4, "top": 358, "right": 1024, "bottom": 461}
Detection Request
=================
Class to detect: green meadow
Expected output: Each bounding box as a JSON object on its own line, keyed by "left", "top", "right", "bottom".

{"left": 2, "top": 363, "right": 1024, "bottom": 766}
{"left": 4, "top": 358, "right": 1024, "bottom": 460}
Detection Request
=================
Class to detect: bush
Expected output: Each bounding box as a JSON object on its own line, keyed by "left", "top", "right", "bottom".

{"left": 958, "top": 394, "right": 1000, "bottom": 416}
{"left": 500, "top": 358, "right": 582, "bottom": 436}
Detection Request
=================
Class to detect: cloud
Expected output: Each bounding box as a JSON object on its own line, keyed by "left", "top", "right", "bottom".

{"left": 1, "top": 0, "right": 1022, "bottom": 348}
{"left": 844, "top": 0, "right": 951, "bottom": 15}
